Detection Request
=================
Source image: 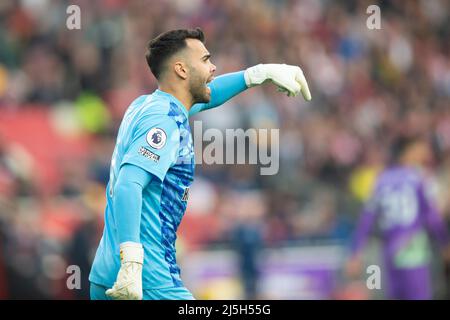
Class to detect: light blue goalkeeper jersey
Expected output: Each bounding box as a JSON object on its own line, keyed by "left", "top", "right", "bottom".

{"left": 89, "top": 71, "right": 247, "bottom": 289}
{"left": 89, "top": 90, "right": 196, "bottom": 289}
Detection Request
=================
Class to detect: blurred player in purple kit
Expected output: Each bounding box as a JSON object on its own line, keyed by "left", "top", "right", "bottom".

{"left": 346, "top": 136, "right": 450, "bottom": 299}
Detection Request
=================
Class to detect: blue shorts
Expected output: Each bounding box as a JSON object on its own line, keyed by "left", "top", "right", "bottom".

{"left": 90, "top": 282, "right": 195, "bottom": 300}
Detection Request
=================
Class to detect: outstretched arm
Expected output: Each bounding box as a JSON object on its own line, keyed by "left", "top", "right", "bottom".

{"left": 189, "top": 71, "right": 247, "bottom": 116}
{"left": 189, "top": 64, "right": 312, "bottom": 116}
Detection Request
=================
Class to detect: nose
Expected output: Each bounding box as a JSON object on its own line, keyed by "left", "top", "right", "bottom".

{"left": 210, "top": 62, "right": 216, "bottom": 74}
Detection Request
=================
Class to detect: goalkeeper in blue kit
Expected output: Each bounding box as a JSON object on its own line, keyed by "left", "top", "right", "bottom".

{"left": 89, "top": 28, "right": 311, "bottom": 300}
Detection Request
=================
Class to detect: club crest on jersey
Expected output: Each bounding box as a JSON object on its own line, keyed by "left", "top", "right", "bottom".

{"left": 146, "top": 128, "right": 166, "bottom": 149}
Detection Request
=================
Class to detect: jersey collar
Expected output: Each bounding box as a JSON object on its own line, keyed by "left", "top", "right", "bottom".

{"left": 154, "top": 89, "right": 189, "bottom": 119}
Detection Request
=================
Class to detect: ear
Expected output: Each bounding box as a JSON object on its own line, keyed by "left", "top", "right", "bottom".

{"left": 174, "top": 61, "right": 188, "bottom": 80}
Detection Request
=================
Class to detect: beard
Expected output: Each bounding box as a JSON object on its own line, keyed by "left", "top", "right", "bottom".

{"left": 189, "top": 71, "right": 211, "bottom": 104}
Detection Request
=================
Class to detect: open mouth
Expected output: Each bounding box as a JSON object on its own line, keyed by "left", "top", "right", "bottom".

{"left": 205, "top": 77, "right": 214, "bottom": 94}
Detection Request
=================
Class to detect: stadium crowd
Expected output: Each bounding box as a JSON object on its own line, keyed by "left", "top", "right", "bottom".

{"left": 0, "top": 0, "right": 449, "bottom": 299}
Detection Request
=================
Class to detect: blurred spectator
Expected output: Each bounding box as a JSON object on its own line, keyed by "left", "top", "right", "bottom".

{"left": 230, "top": 191, "right": 265, "bottom": 299}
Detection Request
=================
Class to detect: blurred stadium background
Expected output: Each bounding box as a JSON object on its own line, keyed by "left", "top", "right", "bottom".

{"left": 0, "top": 0, "right": 449, "bottom": 299}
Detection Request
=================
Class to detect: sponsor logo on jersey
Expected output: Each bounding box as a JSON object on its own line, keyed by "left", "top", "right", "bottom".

{"left": 139, "top": 146, "right": 160, "bottom": 162}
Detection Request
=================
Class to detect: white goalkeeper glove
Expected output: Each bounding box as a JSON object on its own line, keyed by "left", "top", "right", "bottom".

{"left": 105, "top": 242, "right": 144, "bottom": 300}
{"left": 244, "top": 64, "right": 312, "bottom": 100}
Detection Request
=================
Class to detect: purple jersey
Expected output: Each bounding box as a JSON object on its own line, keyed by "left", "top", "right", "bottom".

{"left": 352, "top": 166, "right": 449, "bottom": 269}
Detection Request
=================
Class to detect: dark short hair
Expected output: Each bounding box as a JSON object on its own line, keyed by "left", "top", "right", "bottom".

{"left": 389, "top": 135, "right": 420, "bottom": 164}
{"left": 145, "top": 28, "right": 205, "bottom": 80}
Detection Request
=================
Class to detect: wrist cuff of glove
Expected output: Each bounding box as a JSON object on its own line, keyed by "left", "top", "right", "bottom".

{"left": 119, "top": 242, "right": 144, "bottom": 264}
{"left": 244, "top": 64, "right": 267, "bottom": 87}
